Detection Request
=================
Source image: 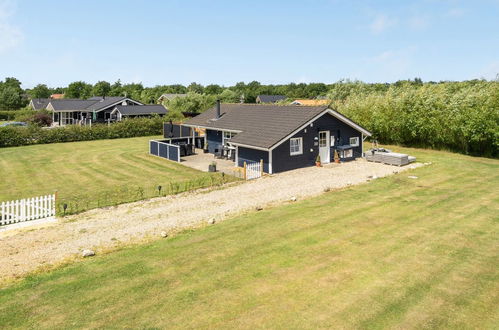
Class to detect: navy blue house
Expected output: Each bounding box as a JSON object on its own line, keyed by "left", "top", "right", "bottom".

{"left": 183, "top": 102, "right": 372, "bottom": 174}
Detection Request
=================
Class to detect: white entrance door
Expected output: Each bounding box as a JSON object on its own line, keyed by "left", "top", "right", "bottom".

{"left": 319, "top": 131, "right": 330, "bottom": 163}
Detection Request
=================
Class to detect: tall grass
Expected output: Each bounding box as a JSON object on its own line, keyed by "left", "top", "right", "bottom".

{"left": 56, "top": 173, "right": 232, "bottom": 215}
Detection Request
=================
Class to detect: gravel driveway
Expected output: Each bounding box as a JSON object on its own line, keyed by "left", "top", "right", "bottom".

{"left": 0, "top": 160, "right": 422, "bottom": 280}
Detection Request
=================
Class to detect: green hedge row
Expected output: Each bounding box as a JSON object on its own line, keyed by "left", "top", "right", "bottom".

{"left": 0, "top": 116, "right": 164, "bottom": 148}
{"left": 334, "top": 81, "right": 499, "bottom": 158}
{"left": 0, "top": 110, "right": 18, "bottom": 120}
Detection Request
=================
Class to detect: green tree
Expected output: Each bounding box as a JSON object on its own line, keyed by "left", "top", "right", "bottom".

{"left": 110, "top": 80, "right": 123, "bottom": 96}
{"left": 122, "top": 83, "right": 144, "bottom": 100}
{"left": 219, "top": 89, "right": 240, "bottom": 103}
{"left": 165, "top": 92, "right": 215, "bottom": 114}
{"left": 30, "top": 84, "right": 51, "bottom": 98}
{"left": 188, "top": 82, "right": 204, "bottom": 94}
{"left": 65, "top": 81, "right": 92, "bottom": 99}
{"left": 0, "top": 77, "right": 26, "bottom": 109}
{"left": 92, "top": 81, "right": 111, "bottom": 97}
{"left": 205, "top": 84, "right": 223, "bottom": 95}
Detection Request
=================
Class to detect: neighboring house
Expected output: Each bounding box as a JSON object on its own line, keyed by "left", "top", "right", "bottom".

{"left": 183, "top": 102, "right": 371, "bottom": 174}
{"left": 256, "top": 95, "right": 287, "bottom": 103}
{"left": 50, "top": 93, "right": 65, "bottom": 99}
{"left": 46, "top": 96, "right": 143, "bottom": 126}
{"left": 291, "top": 99, "right": 330, "bottom": 106}
{"left": 157, "top": 93, "right": 187, "bottom": 103}
{"left": 29, "top": 98, "right": 51, "bottom": 110}
{"left": 111, "top": 104, "right": 167, "bottom": 121}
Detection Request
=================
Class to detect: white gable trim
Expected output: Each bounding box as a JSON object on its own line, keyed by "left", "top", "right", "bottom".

{"left": 93, "top": 98, "right": 143, "bottom": 112}
{"left": 268, "top": 109, "right": 371, "bottom": 152}
{"left": 182, "top": 124, "right": 243, "bottom": 134}
{"left": 228, "top": 141, "right": 269, "bottom": 151}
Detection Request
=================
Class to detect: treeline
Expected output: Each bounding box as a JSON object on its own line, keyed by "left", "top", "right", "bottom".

{"left": 6, "top": 77, "right": 432, "bottom": 110}
{"left": 2, "top": 76, "right": 497, "bottom": 157}
{"left": 333, "top": 81, "right": 498, "bottom": 157}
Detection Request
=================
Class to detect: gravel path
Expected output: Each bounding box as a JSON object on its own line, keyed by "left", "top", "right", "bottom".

{"left": 0, "top": 160, "right": 422, "bottom": 280}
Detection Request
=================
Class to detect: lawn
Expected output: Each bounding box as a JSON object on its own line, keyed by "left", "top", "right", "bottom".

{"left": 0, "top": 147, "right": 498, "bottom": 329}
{"left": 0, "top": 136, "right": 232, "bottom": 214}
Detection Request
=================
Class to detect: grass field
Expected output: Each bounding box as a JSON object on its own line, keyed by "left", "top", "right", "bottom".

{"left": 0, "top": 147, "right": 497, "bottom": 328}
{"left": 0, "top": 136, "right": 233, "bottom": 214}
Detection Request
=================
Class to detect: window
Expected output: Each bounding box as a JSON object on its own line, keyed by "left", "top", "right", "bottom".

{"left": 330, "top": 135, "right": 335, "bottom": 146}
{"left": 223, "top": 131, "right": 235, "bottom": 146}
{"left": 349, "top": 136, "right": 359, "bottom": 147}
{"left": 341, "top": 149, "right": 353, "bottom": 158}
{"left": 319, "top": 131, "right": 328, "bottom": 147}
{"left": 290, "top": 137, "right": 303, "bottom": 155}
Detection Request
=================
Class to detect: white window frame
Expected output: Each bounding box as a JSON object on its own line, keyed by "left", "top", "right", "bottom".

{"left": 330, "top": 135, "right": 335, "bottom": 147}
{"left": 290, "top": 137, "right": 303, "bottom": 156}
{"left": 349, "top": 136, "right": 359, "bottom": 147}
{"left": 341, "top": 149, "right": 353, "bottom": 158}
{"left": 223, "top": 131, "right": 234, "bottom": 146}
{"left": 318, "top": 131, "right": 328, "bottom": 148}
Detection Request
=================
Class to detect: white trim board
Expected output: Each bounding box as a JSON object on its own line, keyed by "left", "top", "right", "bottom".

{"left": 93, "top": 98, "right": 143, "bottom": 112}
{"left": 269, "top": 109, "right": 371, "bottom": 152}
{"left": 228, "top": 142, "right": 269, "bottom": 152}
{"left": 182, "top": 124, "right": 242, "bottom": 134}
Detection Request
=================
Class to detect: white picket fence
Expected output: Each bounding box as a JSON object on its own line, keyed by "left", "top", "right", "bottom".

{"left": 244, "top": 160, "right": 263, "bottom": 180}
{"left": 0, "top": 194, "right": 56, "bottom": 226}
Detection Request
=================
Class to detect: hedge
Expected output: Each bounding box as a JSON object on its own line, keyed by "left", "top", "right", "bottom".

{"left": 0, "top": 110, "right": 18, "bottom": 121}
{"left": 334, "top": 81, "right": 499, "bottom": 158}
{"left": 0, "top": 116, "right": 164, "bottom": 148}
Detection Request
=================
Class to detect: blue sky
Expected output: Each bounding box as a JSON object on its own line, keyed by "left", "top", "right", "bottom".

{"left": 0, "top": 0, "right": 498, "bottom": 88}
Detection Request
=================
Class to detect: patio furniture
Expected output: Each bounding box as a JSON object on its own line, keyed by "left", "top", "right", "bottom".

{"left": 214, "top": 148, "right": 223, "bottom": 159}
{"left": 366, "top": 149, "right": 414, "bottom": 166}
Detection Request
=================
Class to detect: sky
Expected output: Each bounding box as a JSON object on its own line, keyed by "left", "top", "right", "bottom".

{"left": 0, "top": 0, "right": 498, "bottom": 88}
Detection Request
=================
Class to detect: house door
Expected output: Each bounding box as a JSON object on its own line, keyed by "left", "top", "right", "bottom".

{"left": 319, "top": 131, "right": 330, "bottom": 163}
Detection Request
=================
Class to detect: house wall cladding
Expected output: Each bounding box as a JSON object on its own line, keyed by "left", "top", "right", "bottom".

{"left": 272, "top": 113, "right": 363, "bottom": 173}
{"left": 237, "top": 147, "right": 269, "bottom": 173}
{"left": 206, "top": 129, "right": 223, "bottom": 154}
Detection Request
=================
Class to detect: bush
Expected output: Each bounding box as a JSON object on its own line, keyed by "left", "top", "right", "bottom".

{"left": 29, "top": 112, "right": 53, "bottom": 127}
{"left": 0, "top": 116, "right": 164, "bottom": 148}
{"left": 333, "top": 81, "right": 499, "bottom": 158}
{"left": 0, "top": 110, "right": 17, "bottom": 120}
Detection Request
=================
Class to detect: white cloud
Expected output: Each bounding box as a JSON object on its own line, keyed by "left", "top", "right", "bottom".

{"left": 0, "top": 0, "right": 23, "bottom": 53}
{"left": 369, "top": 14, "right": 397, "bottom": 34}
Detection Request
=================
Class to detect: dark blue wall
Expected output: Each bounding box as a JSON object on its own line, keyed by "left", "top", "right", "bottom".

{"left": 271, "top": 112, "right": 363, "bottom": 173}
{"left": 237, "top": 147, "right": 269, "bottom": 173}
{"left": 206, "top": 129, "right": 223, "bottom": 154}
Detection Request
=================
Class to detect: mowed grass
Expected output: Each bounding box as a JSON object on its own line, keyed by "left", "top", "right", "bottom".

{"left": 0, "top": 136, "right": 232, "bottom": 213}
{"left": 1, "top": 147, "right": 498, "bottom": 329}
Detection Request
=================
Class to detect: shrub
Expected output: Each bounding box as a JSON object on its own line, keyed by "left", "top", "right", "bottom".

{"left": 28, "top": 111, "right": 53, "bottom": 127}
{"left": 0, "top": 116, "right": 164, "bottom": 148}
{"left": 333, "top": 81, "right": 499, "bottom": 158}
{"left": 0, "top": 110, "right": 17, "bottom": 120}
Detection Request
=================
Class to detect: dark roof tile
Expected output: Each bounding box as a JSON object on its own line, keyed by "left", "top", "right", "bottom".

{"left": 115, "top": 104, "right": 167, "bottom": 115}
